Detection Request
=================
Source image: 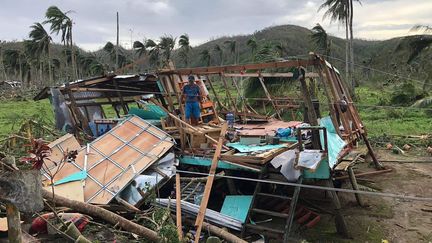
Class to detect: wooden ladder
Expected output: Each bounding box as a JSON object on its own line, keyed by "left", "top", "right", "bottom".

{"left": 241, "top": 167, "right": 303, "bottom": 242}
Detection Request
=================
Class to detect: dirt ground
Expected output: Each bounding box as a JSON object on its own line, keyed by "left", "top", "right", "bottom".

{"left": 302, "top": 147, "right": 432, "bottom": 243}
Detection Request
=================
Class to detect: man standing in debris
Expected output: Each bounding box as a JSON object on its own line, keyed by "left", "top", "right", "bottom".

{"left": 182, "top": 75, "right": 201, "bottom": 125}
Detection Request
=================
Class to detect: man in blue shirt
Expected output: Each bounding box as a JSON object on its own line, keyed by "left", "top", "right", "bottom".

{"left": 182, "top": 75, "right": 201, "bottom": 125}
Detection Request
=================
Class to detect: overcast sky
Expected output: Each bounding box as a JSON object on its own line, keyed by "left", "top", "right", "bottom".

{"left": 1, "top": 0, "right": 431, "bottom": 51}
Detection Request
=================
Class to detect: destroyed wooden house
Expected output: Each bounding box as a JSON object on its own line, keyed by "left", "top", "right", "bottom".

{"left": 33, "top": 53, "right": 382, "bottom": 242}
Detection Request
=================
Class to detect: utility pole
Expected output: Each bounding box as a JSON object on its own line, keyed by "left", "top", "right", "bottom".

{"left": 129, "top": 28, "right": 133, "bottom": 50}
{"left": 116, "top": 12, "right": 119, "bottom": 70}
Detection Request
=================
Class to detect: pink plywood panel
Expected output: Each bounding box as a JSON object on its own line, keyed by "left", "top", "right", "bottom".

{"left": 112, "top": 120, "right": 142, "bottom": 141}
{"left": 130, "top": 134, "right": 159, "bottom": 152}
{"left": 46, "top": 134, "right": 82, "bottom": 169}
{"left": 92, "top": 134, "right": 123, "bottom": 156}
{"left": 90, "top": 159, "right": 123, "bottom": 185}
{"left": 46, "top": 116, "right": 174, "bottom": 204}
{"left": 110, "top": 146, "right": 143, "bottom": 169}
{"left": 83, "top": 177, "right": 103, "bottom": 201}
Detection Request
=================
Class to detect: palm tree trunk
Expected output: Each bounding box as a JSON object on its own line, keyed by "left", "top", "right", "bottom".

{"left": 349, "top": 0, "right": 355, "bottom": 89}
{"left": 70, "top": 29, "right": 78, "bottom": 80}
{"left": 18, "top": 56, "right": 22, "bottom": 82}
{"left": 48, "top": 46, "right": 53, "bottom": 84}
{"left": 0, "top": 50, "right": 7, "bottom": 80}
{"left": 345, "top": 14, "right": 350, "bottom": 90}
{"left": 39, "top": 61, "right": 43, "bottom": 85}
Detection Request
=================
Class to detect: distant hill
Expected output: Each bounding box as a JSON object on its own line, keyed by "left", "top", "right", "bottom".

{"left": 1, "top": 24, "right": 430, "bottom": 87}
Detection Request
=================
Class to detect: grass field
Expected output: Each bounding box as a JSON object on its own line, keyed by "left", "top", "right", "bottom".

{"left": 0, "top": 87, "right": 430, "bottom": 140}
{"left": 0, "top": 99, "right": 54, "bottom": 138}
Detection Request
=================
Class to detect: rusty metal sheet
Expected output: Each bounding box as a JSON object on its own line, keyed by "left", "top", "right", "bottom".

{"left": 44, "top": 115, "right": 175, "bottom": 204}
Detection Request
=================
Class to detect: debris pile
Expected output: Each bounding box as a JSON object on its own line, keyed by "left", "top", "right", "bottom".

{"left": 0, "top": 54, "right": 389, "bottom": 242}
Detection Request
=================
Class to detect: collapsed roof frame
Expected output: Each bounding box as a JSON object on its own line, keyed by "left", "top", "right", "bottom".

{"left": 157, "top": 53, "right": 382, "bottom": 169}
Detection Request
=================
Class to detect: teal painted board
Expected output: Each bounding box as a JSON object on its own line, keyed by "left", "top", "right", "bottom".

{"left": 179, "top": 156, "right": 254, "bottom": 171}
{"left": 53, "top": 171, "right": 87, "bottom": 186}
{"left": 319, "top": 116, "right": 346, "bottom": 168}
{"left": 226, "top": 142, "right": 287, "bottom": 153}
{"left": 303, "top": 158, "right": 331, "bottom": 179}
{"left": 220, "top": 195, "right": 253, "bottom": 223}
{"left": 128, "top": 105, "right": 167, "bottom": 120}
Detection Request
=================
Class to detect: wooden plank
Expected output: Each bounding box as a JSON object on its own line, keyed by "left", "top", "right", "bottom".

{"left": 194, "top": 123, "right": 228, "bottom": 243}
{"left": 258, "top": 76, "right": 281, "bottom": 119}
{"left": 205, "top": 75, "right": 227, "bottom": 111}
{"left": 223, "top": 72, "right": 319, "bottom": 78}
{"left": 43, "top": 181, "right": 84, "bottom": 202}
{"left": 6, "top": 203, "right": 21, "bottom": 243}
{"left": 151, "top": 99, "right": 230, "bottom": 150}
{"left": 175, "top": 174, "right": 183, "bottom": 241}
{"left": 158, "top": 59, "right": 316, "bottom": 75}
{"left": 220, "top": 73, "right": 239, "bottom": 113}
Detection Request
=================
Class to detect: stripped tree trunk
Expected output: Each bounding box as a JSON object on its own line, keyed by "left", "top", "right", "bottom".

{"left": 349, "top": 0, "right": 356, "bottom": 91}
{"left": 42, "top": 189, "right": 160, "bottom": 242}
{"left": 48, "top": 45, "right": 53, "bottom": 84}
{"left": 345, "top": 8, "right": 352, "bottom": 94}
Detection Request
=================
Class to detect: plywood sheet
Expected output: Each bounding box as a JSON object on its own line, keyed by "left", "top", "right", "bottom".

{"left": 44, "top": 133, "right": 82, "bottom": 171}
{"left": 44, "top": 181, "right": 84, "bottom": 202}
{"left": 43, "top": 115, "right": 174, "bottom": 204}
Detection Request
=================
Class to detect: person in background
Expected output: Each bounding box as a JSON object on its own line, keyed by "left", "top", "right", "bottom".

{"left": 182, "top": 75, "right": 202, "bottom": 125}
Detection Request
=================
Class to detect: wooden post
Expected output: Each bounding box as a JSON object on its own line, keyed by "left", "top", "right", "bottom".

{"left": 6, "top": 203, "right": 22, "bottom": 243}
{"left": 194, "top": 123, "right": 228, "bottom": 243}
{"left": 347, "top": 166, "right": 364, "bottom": 206}
{"left": 112, "top": 79, "right": 128, "bottom": 114}
{"left": 298, "top": 68, "right": 320, "bottom": 149}
{"left": 324, "top": 179, "right": 350, "bottom": 238}
{"left": 220, "top": 73, "right": 239, "bottom": 113}
{"left": 205, "top": 75, "right": 227, "bottom": 111}
{"left": 316, "top": 66, "right": 342, "bottom": 137}
{"left": 65, "top": 85, "right": 91, "bottom": 135}
{"left": 257, "top": 75, "right": 281, "bottom": 119}
{"left": 116, "top": 12, "right": 119, "bottom": 70}
{"left": 151, "top": 99, "right": 229, "bottom": 150}
{"left": 229, "top": 76, "right": 248, "bottom": 122}
{"left": 175, "top": 174, "right": 183, "bottom": 240}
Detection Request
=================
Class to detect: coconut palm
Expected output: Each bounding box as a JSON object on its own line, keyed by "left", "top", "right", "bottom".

{"left": 133, "top": 40, "right": 146, "bottom": 58}
{"left": 319, "top": 0, "right": 351, "bottom": 89}
{"left": 23, "top": 40, "right": 43, "bottom": 84}
{"left": 402, "top": 25, "right": 432, "bottom": 63}
{"left": 274, "top": 42, "right": 288, "bottom": 58}
{"left": 3, "top": 49, "right": 23, "bottom": 80}
{"left": 29, "top": 22, "right": 53, "bottom": 83}
{"left": 311, "top": 23, "right": 331, "bottom": 56}
{"left": 213, "top": 44, "right": 223, "bottom": 65}
{"left": 200, "top": 49, "right": 211, "bottom": 66}
{"left": 0, "top": 42, "right": 7, "bottom": 80}
{"left": 396, "top": 25, "right": 432, "bottom": 92}
{"left": 103, "top": 42, "right": 117, "bottom": 70}
{"left": 247, "top": 37, "right": 258, "bottom": 56}
{"left": 44, "top": 6, "right": 77, "bottom": 79}
{"left": 145, "top": 39, "right": 161, "bottom": 68}
{"left": 224, "top": 40, "right": 237, "bottom": 64}
{"left": 348, "top": 0, "right": 362, "bottom": 86}
{"left": 178, "top": 34, "right": 191, "bottom": 66}
{"left": 159, "top": 35, "right": 176, "bottom": 66}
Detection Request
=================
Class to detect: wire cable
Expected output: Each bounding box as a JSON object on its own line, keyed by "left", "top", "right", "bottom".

{"left": 176, "top": 169, "right": 432, "bottom": 202}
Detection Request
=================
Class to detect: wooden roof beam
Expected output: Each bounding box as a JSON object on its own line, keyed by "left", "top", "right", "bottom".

{"left": 158, "top": 59, "right": 317, "bottom": 75}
